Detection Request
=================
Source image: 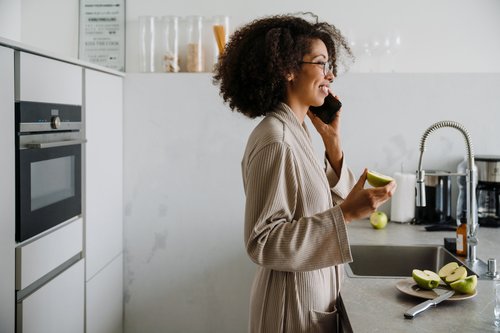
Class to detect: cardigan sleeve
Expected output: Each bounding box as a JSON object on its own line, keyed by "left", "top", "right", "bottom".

{"left": 243, "top": 142, "right": 352, "bottom": 272}
{"left": 324, "top": 154, "right": 357, "bottom": 204}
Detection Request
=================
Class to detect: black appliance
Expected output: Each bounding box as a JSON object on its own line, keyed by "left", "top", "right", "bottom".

{"left": 476, "top": 155, "right": 500, "bottom": 227}
{"left": 414, "top": 170, "right": 455, "bottom": 226}
{"left": 15, "top": 101, "right": 85, "bottom": 242}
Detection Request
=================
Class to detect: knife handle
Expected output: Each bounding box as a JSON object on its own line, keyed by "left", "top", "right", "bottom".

{"left": 404, "top": 300, "right": 434, "bottom": 319}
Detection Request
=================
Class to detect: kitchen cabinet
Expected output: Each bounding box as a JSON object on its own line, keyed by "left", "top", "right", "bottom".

{"left": 15, "top": 51, "right": 82, "bottom": 104}
{"left": 0, "top": 45, "right": 15, "bottom": 333}
{"left": 86, "top": 254, "right": 123, "bottom": 333}
{"left": 17, "top": 260, "right": 84, "bottom": 333}
{"left": 14, "top": 50, "right": 85, "bottom": 333}
{"left": 84, "top": 68, "right": 123, "bottom": 332}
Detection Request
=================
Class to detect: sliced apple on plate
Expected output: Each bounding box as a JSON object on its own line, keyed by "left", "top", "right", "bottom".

{"left": 443, "top": 265, "right": 467, "bottom": 285}
{"left": 412, "top": 269, "right": 441, "bottom": 290}
{"left": 449, "top": 275, "right": 477, "bottom": 294}
{"left": 438, "top": 262, "right": 460, "bottom": 280}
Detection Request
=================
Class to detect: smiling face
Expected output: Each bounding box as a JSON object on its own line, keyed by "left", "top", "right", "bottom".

{"left": 286, "top": 38, "right": 334, "bottom": 111}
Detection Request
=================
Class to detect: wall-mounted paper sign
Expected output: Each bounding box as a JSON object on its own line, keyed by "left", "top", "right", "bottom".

{"left": 79, "top": 0, "right": 125, "bottom": 71}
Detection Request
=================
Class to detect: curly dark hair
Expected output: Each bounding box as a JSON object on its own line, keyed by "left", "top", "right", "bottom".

{"left": 213, "top": 13, "right": 353, "bottom": 118}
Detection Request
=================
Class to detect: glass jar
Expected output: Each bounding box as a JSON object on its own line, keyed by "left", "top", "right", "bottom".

{"left": 159, "top": 16, "right": 179, "bottom": 73}
{"left": 139, "top": 16, "right": 158, "bottom": 73}
{"left": 211, "top": 15, "right": 230, "bottom": 64}
{"left": 186, "top": 15, "right": 205, "bottom": 72}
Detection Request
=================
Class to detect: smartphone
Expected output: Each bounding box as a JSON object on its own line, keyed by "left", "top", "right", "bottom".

{"left": 310, "top": 93, "right": 342, "bottom": 124}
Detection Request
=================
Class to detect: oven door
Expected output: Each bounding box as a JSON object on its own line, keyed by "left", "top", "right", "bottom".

{"left": 16, "top": 143, "right": 82, "bottom": 242}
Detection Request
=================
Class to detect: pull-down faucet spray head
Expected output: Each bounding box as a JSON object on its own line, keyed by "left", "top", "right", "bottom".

{"left": 415, "top": 169, "right": 426, "bottom": 207}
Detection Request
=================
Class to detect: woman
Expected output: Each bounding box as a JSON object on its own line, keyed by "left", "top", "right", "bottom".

{"left": 213, "top": 14, "right": 396, "bottom": 332}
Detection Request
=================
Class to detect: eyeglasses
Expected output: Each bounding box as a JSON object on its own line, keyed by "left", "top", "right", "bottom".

{"left": 300, "top": 61, "right": 333, "bottom": 76}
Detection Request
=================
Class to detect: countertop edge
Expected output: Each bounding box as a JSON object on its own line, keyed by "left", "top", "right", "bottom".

{"left": 0, "top": 36, "right": 125, "bottom": 77}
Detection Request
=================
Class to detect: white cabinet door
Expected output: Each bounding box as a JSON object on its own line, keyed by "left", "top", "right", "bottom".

{"left": 18, "top": 260, "right": 84, "bottom": 333}
{"left": 86, "top": 254, "right": 123, "bottom": 333}
{"left": 84, "top": 69, "right": 123, "bottom": 279}
{"left": 16, "top": 52, "right": 82, "bottom": 104}
{"left": 0, "top": 45, "right": 15, "bottom": 333}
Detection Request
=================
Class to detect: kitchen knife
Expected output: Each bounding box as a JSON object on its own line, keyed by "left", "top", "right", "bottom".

{"left": 404, "top": 290, "right": 455, "bottom": 319}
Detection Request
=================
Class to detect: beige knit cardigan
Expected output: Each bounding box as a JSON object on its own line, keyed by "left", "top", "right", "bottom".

{"left": 242, "top": 103, "right": 356, "bottom": 333}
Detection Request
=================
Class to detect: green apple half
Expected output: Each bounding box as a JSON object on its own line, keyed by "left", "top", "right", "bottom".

{"left": 367, "top": 170, "right": 394, "bottom": 187}
{"left": 412, "top": 269, "right": 441, "bottom": 290}
{"left": 450, "top": 275, "right": 477, "bottom": 294}
{"left": 370, "top": 211, "right": 388, "bottom": 229}
{"left": 443, "top": 265, "right": 467, "bottom": 284}
{"left": 438, "top": 262, "right": 460, "bottom": 279}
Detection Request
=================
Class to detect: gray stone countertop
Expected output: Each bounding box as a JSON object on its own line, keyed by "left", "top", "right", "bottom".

{"left": 340, "top": 220, "right": 500, "bottom": 333}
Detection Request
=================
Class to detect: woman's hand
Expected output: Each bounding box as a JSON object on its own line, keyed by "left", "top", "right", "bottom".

{"left": 340, "top": 169, "right": 397, "bottom": 222}
{"left": 307, "top": 93, "right": 342, "bottom": 140}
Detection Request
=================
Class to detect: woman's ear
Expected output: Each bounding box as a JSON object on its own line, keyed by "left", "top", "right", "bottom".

{"left": 286, "top": 73, "right": 294, "bottom": 82}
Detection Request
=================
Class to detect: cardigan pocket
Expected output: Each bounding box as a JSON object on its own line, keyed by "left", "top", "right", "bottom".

{"left": 309, "top": 306, "right": 338, "bottom": 333}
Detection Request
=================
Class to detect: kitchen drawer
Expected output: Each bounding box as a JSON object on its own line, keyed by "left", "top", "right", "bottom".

{"left": 15, "top": 51, "right": 82, "bottom": 105}
{"left": 16, "top": 218, "right": 82, "bottom": 290}
{"left": 17, "top": 259, "right": 84, "bottom": 333}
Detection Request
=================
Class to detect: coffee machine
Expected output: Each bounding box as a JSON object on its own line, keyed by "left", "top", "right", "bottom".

{"left": 476, "top": 155, "right": 500, "bottom": 227}
{"left": 414, "top": 170, "right": 455, "bottom": 227}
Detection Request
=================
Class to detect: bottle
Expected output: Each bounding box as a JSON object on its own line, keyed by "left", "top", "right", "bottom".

{"left": 456, "top": 157, "right": 478, "bottom": 225}
{"left": 456, "top": 220, "right": 467, "bottom": 256}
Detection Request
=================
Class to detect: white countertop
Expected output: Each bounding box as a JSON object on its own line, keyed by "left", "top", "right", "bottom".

{"left": 0, "top": 36, "right": 124, "bottom": 77}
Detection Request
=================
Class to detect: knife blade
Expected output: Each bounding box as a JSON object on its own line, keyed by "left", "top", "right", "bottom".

{"left": 404, "top": 290, "right": 455, "bottom": 319}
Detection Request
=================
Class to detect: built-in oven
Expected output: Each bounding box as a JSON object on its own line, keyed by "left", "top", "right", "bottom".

{"left": 15, "top": 101, "right": 85, "bottom": 242}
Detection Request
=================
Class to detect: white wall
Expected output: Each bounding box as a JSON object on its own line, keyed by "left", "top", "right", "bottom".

{"left": 5, "top": 1, "right": 500, "bottom": 332}
{"left": 125, "top": 0, "right": 500, "bottom": 73}
{"left": 123, "top": 72, "right": 500, "bottom": 333}
{"left": 20, "top": 0, "right": 79, "bottom": 59}
{"left": 0, "top": 0, "right": 21, "bottom": 40}
{"left": 8, "top": 0, "right": 500, "bottom": 73}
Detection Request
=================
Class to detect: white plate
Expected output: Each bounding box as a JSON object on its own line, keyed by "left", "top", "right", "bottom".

{"left": 396, "top": 278, "right": 477, "bottom": 301}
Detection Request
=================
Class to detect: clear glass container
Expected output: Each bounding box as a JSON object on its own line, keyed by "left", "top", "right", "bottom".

{"left": 159, "top": 16, "right": 179, "bottom": 73}
{"left": 210, "top": 15, "right": 230, "bottom": 70}
{"left": 139, "top": 16, "right": 158, "bottom": 73}
{"left": 186, "top": 15, "right": 205, "bottom": 72}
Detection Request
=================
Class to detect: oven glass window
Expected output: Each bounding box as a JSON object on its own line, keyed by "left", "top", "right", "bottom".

{"left": 30, "top": 156, "right": 76, "bottom": 211}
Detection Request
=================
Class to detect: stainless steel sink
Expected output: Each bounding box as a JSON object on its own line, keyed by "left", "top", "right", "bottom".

{"left": 345, "top": 244, "right": 479, "bottom": 278}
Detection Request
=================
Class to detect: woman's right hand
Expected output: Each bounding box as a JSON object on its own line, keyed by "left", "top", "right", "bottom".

{"left": 339, "top": 169, "right": 397, "bottom": 222}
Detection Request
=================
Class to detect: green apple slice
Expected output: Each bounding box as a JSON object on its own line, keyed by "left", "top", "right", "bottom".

{"left": 412, "top": 269, "right": 441, "bottom": 290}
{"left": 450, "top": 275, "right": 477, "bottom": 294}
{"left": 438, "top": 262, "right": 459, "bottom": 279}
{"left": 367, "top": 170, "right": 394, "bottom": 187}
{"left": 444, "top": 266, "right": 467, "bottom": 284}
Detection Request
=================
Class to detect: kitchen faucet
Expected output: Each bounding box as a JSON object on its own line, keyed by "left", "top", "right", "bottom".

{"left": 415, "top": 121, "right": 479, "bottom": 263}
